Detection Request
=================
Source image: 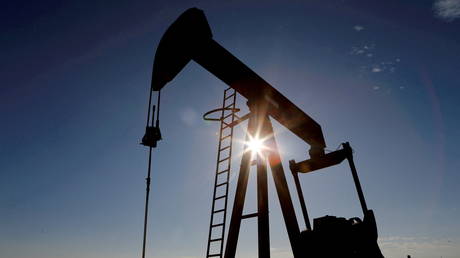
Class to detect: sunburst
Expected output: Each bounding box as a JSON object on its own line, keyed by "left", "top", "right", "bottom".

{"left": 244, "top": 133, "right": 270, "bottom": 159}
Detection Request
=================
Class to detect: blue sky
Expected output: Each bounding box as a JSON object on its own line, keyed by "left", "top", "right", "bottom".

{"left": 1, "top": 0, "right": 459, "bottom": 257}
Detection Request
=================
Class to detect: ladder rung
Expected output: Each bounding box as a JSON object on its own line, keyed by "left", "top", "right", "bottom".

{"left": 209, "top": 237, "right": 223, "bottom": 242}
{"left": 215, "top": 194, "right": 226, "bottom": 200}
{"left": 224, "top": 87, "right": 233, "bottom": 93}
{"left": 225, "top": 103, "right": 234, "bottom": 109}
{"left": 216, "top": 182, "right": 228, "bottom": 188}
{"left": 217, "top": 169, "right": 229, "bottom": 175}
{"left": 211, "top": 223, "right": 224, "bottom": 228}
{"left": 218, "top": 156, "right": 230, "bottom": 163}
{"left": 213, "top": 208, "right": 225, "bottom": 213}
{"left": 222, "top": 121, "right": 231, "bottom": 129}
{"left": 222, "top": 124, "right": 231, "bottom": 130}
{"left": 241, "top": 212, "right": 258, "bottom": 219}
{"left": 222, "top": 113, "right": 233, "bottom": 120}
{"left": 221, "top": 134, "right": 231, "bottom": 141}
{"left": 208, "top": 254, "right": 221, "bottom": 257}
{"left": 224, "top": 93, "right": 235, "bottom": 100}
{"left": 220, "top": 146, "right": 231, "bottom": 151}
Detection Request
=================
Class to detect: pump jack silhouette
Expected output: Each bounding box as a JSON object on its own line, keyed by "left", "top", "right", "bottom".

{"left": 142, "top": 7, "right": 384, "bottom": 258}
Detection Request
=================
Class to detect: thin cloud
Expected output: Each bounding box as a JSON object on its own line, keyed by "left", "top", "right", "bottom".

{"left": 180, "top": 107, "right": 198, "bottom": 126}
{"left": 350, "top": 44, "right": 374, "bottom": 56}
{"left": 433, "top": 0, "right": 460, "bottom": 21}
{"left": 372, "top": 67, "right": 382, "bottom": 73}
{"left": 353, "top": 25, "right": 365, "bottom": 31}
{"left": 349, "top": 44, "right": 401, "bottom": 75}
{"left": 379, "top": 236, "right": 460, "bottom": 258}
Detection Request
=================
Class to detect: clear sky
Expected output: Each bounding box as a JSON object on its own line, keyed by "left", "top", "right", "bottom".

{"left": 1, "top": 0, "right": 459, "bottom": 257}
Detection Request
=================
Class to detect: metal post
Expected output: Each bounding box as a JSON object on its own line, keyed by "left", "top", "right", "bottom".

{"left": 141, "top": 91, "right": 156, "bottom": 258}
{"left": 255, "top": 107, "right": 270, "bottom": 258}
{"left": 224, "top": 113, "right": 256, "bottom": 258}
{"left": 256, "top": 154, "right": 270, "bottom": 257}
{"left": 263, "top": 115, "right": 302, "bottom": 257}
{"left": 141, "top": 147, "right": 153, "bottom": 258}
{"left": 292, "top": 171, "right": 312, "bottom": 231}
{"left": 343, "top": 142, "right": 368, "bottom": 215}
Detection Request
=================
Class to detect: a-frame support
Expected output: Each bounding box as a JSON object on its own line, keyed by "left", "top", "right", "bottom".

{"left": 224, "top": 103, "right": 302, "bottom": 258}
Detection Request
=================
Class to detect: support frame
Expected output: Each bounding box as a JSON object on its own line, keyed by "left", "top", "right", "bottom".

{"left": 224, "top": 103, "right": 302, "bottom": 258}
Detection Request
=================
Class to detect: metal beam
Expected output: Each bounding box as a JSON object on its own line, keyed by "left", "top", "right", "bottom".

{"left": 255, "top": 105, "right": 270, "bottom": 258}
{"left": 150, "top": 8, "right": 326, "bottom": 154}
{"left": 224, "top": 112, "right": 256, "bottom": 258}
{"left": 263, "top": 115, "right": 302, "bottom": 257}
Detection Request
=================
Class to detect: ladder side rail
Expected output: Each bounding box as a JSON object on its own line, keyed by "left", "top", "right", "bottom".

{"left": 220, "top": 89, "right": 237, "bottom": 256}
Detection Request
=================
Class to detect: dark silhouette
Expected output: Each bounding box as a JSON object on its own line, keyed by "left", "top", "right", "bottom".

{"left": 151, "top": 8, "right": 326, "bottom": 158}
{"left": 292, "top": 144, "right": 384, "bottom": 257}
{"left": 146, "top": 7, "right": 384, "bottom": 258}
{"left": 299, "top": 210, "right": 383, "bottom": 257}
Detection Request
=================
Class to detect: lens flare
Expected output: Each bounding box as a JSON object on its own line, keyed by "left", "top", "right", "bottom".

{"left": 246, "top": 137, "right": 264, "bottom": 154}
{"left": 245, "top": 134, "right": 268, "bottom": 159}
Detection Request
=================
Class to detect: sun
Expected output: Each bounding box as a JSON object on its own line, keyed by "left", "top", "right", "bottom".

{"left": 246, "top": 137, "right": 263, "bottom": 153}
{"left": 245, "top": 134, "right": 267, "bottom": 158}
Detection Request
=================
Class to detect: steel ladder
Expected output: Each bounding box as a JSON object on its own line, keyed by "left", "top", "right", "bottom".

{"left": 206, "top": 88, "right": 238, "bottom": 258}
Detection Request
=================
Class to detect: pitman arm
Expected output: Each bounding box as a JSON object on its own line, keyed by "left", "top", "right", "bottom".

{"left": 150, "top": 8, "right": 326, "bottom": 155}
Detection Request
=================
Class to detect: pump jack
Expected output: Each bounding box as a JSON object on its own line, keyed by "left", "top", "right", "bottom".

{"left": 142, "top": 7, "right": 384, "bottom": 258}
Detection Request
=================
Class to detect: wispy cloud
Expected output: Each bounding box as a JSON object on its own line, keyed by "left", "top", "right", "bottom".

{"left": 350, "top": 44, "right": 375, "bottom": 56}
{"left": 433, "top": 0, "right": 460, "bottom": 21}
{"left": 353, "top": 25, "right": 365, "bottom": 31}
{"left": 350, "top": 43, "right": 402, "bottom": 74}
{"left": 380, "top": 236, "right": 460, "bottom": 258}
{"left": 180, "top": 107, "right": 198, "bottom": 126}
{"left": 370, "top": 60, "right": 399, "bottom": 73}
{"left": 372, "top": 67, "right": 382, "bottom": 73}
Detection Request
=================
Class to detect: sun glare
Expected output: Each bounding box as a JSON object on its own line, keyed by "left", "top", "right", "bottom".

{"left": 247, "top": 138, "right": 263, "bottom": 153}
{"left": 245, "top": 134, "right": 268, "bottom": 158}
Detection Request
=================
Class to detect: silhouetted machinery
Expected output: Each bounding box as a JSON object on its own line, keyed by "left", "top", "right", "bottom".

{"left": 142, "top": 7, "right": 384, "bottom": 258}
